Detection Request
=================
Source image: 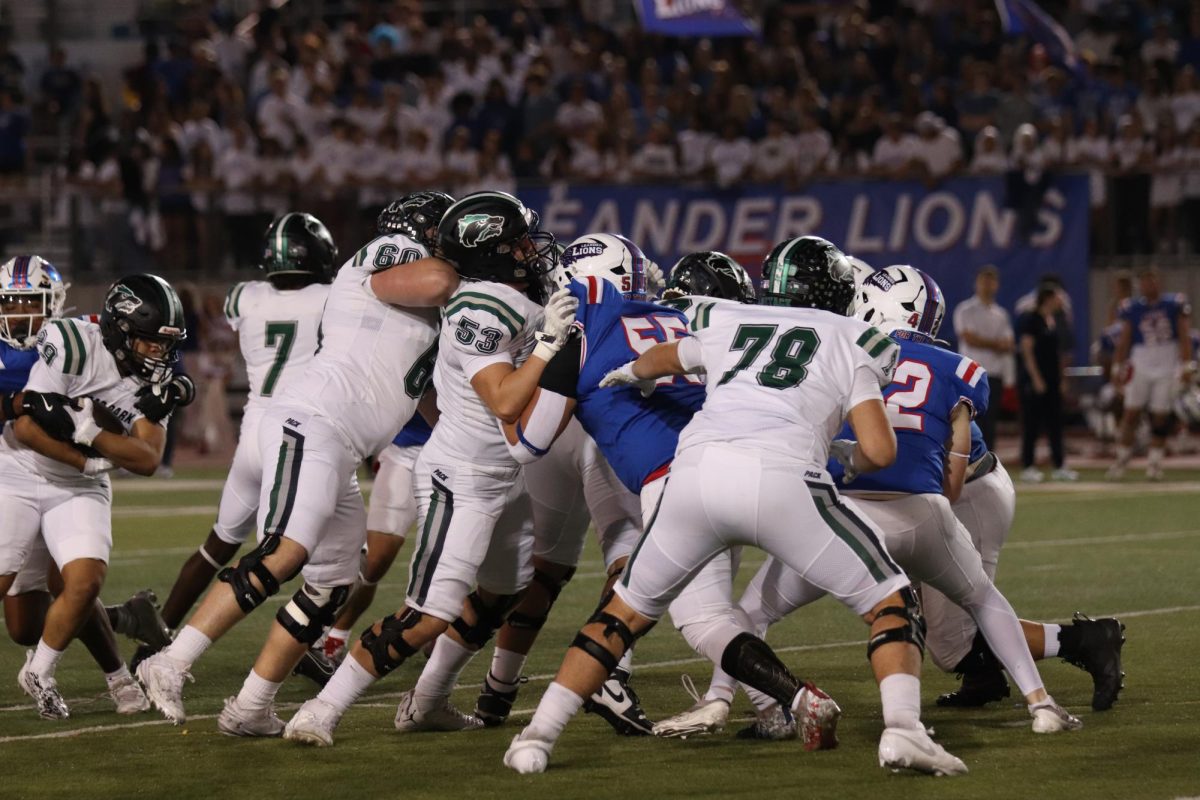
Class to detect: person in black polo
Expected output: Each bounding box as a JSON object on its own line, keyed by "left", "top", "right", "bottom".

{"left": 1017, "top": 286, "right": 1077, "bottom": 482}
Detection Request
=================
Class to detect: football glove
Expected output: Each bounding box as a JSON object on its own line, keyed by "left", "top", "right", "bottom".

{"left": 20, "top": 391, "right": 77, "bottom": 441}
{"left": 533, "top": 288, "right": 580, "bottom": 361}
{"left": 829, "top": 439, "right": 859, "bottom": 482}
{"left": 67, "top": 398, "right": 103, "bottom": 447}
{"left": 135, "top": 375, "right": 196, "bottom": 423}
{"left": 82, "top": 457, "right": 114, "bottom": 477}
{"left": 599, "top": 361, "right": 657, "bottom": 398}
{"left": 644, "top": 260, "right": 665, "bottom": 298}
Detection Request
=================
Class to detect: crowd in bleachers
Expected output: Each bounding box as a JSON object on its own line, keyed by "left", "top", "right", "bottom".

{"left": 2, "top": 0, "right": 1200, "bottom": 270}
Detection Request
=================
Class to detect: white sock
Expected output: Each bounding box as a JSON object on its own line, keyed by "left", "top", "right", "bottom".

{"left": 104, "top": 664, "right": 132, "bottom": 687}
{"left": 317, "top": 656, "right": 377, "bottom": 714}
{"left": 165, "top": 626, "right": 212, "bottom": 668}
{"left": 526, "top": 680, "right": 585, "bottom": 742}
{"left": 704, "top": 665, "right": 737, "bottom": 704}
{"left": 327, "top": 627, "right": 350, "bottom": 643}
{"left": 879, "top": 673, "right": 922, "bottom": 731}
{"left": 412, "top": 635, "right": 476, "bottom": 706}
{"left": 1042, "top": 624, "right": 1062, "bottom": 658}
{"left": 1115, "top": 445, "right": 1131, "bottom": 466}
{"left": 1149, "top": 447, "right": 1164, "bottom": 468}
{"left": 29, "top": 640, "right": 65, "bottom": 678}
{"left": 487, "top": 647, "right": 527, "bottom": 689}
{"left": 616, "top": 648, "right": 634, "bottom": 675}
{"left": 236, "top": 669, "right": 283, "bottom": 712}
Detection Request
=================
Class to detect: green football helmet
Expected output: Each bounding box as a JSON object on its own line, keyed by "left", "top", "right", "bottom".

{"left": 759, "top": 236, "right": 855, "bottom": 315}
{"left": 260, "top": 212, "right": 338, "bottom": 283}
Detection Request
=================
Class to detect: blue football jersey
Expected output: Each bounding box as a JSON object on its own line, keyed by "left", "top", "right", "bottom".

{"left": 1119, "top": 293, "right": 1190, "bottom": 346}
{"left": 391, "top": 413, "right": 432, "bottom": 448}
{"left": 0, "top": 340, "right": 38, "bottom": 392}
{"left": 830, "top": 336, "right": 990, "bottom": 495}
{"left": 566, "top": 276, "right": 705, "bottom": 493}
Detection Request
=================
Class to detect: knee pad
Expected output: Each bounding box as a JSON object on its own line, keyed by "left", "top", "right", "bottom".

{"left": 507, "top": 568, "right": 576, "bottom": 632}
{"left": 276, "top": 582, "right": 352, "bottom": 645}
{"left": 360, "top": 608, "right": 423, "bottom": 676}
{"left": 867, "top": 586, "right": 927, "bottom": 661}
{"left": 218, "top": 536, "right": 297, "bottom": 613}
{"left": 451, "top": 591, "right": 520, "bottom": 648}
{"left": 719, "top": 631, "right": 801, "bottom": 709}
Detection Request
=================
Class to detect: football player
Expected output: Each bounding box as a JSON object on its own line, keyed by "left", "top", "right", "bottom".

{"left": 137, "top": 191, "right": 460, "bottom": 730}
{"left": 284, "top": 191, "right": 577, "bottom": 746}
{"left": 0, "top": 273, "right": 190, "bottom": 718}
{"left": 1109, "top": 267, "right": 1193, "bottom": 480}
{"left": 505, "top": 237, "right": 967, "bottom": 777}
{"left": 138, "top": 212, "right": 340, "bottom": 684}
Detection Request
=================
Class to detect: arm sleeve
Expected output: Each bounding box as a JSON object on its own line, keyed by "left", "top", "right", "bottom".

{"left": 675, "top": 333, "right": 704, "bottom": 373}
{"left": 848, "top": 363, "right": 886, "bottom": 409}
{"left": 538, "top": 334, "right": 581, "bottom": 398}
{"left": 223, "top": 282, "right": 247, "bottom": 331}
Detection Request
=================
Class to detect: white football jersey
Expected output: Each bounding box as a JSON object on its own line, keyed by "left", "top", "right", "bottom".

{"left": 280, "top": 234, "right": 440, "bottom": 460}
{"left": 224, "top": 279, "right": 330, "bottom": 412}
{"left": 428, "top": 281, "right": 544, "bottom": 465}
{"left": 674, "top": 300, "right": 899, "bottom": 469}
{"left": 0, "top": 318, "right": 163, "bottom": 484}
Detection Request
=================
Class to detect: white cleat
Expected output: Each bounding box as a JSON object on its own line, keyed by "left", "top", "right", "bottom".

{"left": 878, "top": 727, "right": 968, "bottom": 777}
{"left": 135, "top": 652, "right": 192, "bottom": 724}
{"left": 1105, "top": 464, "right": 1125, "bottom": 481}
{"left": 503, "top": 730, "right": 554, "bottom": 774}
{"left": 653, "top": 674, "right": 730, "bottom": 738}
{"left": 1050, "top": 467, "right": 1079, "bottom": 482}
{"left": 394, "top": 690, "right": 484, "bottom": 732}
{"left": 18, "top": 651, "right": 70, "bottom": 720}
{"left": 109, "top": 674, "right": 150, "bottom": 714}
{"left": 1020, "top": 467, "right": 1045, "bottom": 483}
{"left": 217, "top": 696, "right": 285, "bottom": 737}
{"left": 794, "top": 683, "right": 842, "bottom": 751}
{"left": 1146, "top": 465, "right": 1164, "bottom": 482}
{"left": 1030, "top": 699, "right": 1083, "bottom": 733}
{"left": 284, "top": 698, "right": 342, "bottom": 747}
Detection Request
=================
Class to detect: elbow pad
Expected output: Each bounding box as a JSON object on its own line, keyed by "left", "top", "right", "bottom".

{"left": 503, "top": 390, "right": 568, "bottom": 464}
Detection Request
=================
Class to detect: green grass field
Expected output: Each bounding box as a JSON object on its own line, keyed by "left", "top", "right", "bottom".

{"left": 1, "top": 469, "right": 1198, "bottom": 800}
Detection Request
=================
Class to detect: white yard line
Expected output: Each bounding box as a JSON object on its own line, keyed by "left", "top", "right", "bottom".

{"left": 2, "top": 602, "right": 1197, "bottom": 743}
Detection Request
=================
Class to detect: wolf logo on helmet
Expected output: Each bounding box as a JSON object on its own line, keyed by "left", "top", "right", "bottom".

{"left": 111, "top": 286, "right": 144, "bottom": 316}
{"left": 457, "top": 214, "right": 507, "bottom": 247}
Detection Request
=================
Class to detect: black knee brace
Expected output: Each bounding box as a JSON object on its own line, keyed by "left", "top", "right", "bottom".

{"left": 277, "top": 583, "right": 351, "bottom": 644}
{"left": 218, "top": 536, "right": 297, "bottom": 613}
{"left": 360, "top": 608, "right": 423, "bottom": 676}
{"left": 719, "top": 631, "right": 801, "bottom": 709}
{"left": 570, "top": 608, "right": 648, "bottom": 675}
{"left": 450, "top": 591, "right": 520, "bottom": 648}
{"left": 1151, "top": 417, "right": 1176, "bottom": 439}
{"left": 867, "top": 586, "right": 927, "bottom": 660}
{"left": 506, "top": 568, "right": 576, "bottom": 631}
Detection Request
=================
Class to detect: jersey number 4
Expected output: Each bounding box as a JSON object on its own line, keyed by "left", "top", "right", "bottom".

{"left": 885, "top": 359, "right": 932, "bottom": 431}
{"left": 262, "top": 321, "right": 298, "bottom": 396}
{"left": 718, "top": 324, "right": 820, "bottom": 389}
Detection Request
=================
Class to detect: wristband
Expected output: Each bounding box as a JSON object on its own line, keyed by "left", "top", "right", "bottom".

{"left": 948, "top": 451, "right": 971, "bottom": 459}
{"left": 532, "top": 333, "right": 562, "bottom": 363}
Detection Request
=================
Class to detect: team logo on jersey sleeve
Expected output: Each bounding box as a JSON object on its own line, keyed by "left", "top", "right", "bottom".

{"left": 457, "top": 214, "right": 505, "bottom": 247}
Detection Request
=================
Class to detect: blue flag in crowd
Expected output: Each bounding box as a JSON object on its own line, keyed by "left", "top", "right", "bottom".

{"left": 995, "top": 0, "right": 1083, "bottom": 75}
{"left": 634, "top": 0, "right": 759, "bottom": 38}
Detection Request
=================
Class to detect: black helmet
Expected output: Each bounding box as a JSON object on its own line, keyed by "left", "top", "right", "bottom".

{"left": 378, "top": 191, "right": 455, "bottom": 248}
{"left": 664, "top": 251, "right": 756, "bottom": 303}
{"left": 260, "top": 212, "right": 338, "bottom": 284}
{"left": 759, "top": 236, "right": 855, "bottom": 314}
{"left": 436, "top": 191, "right": 555, "bottom": 290}
{"left": 99, "top": 273, "right": 187, "bottom": 384}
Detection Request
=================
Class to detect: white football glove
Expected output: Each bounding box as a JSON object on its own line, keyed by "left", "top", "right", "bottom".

{"left": 829, "top": 439, "right": 859, "bottom": 482}
{"left": 67, "top": 398, "right": 102, "bottom": 447}
{"left": 533, "top": 287, "right": 580, "bottom": 361}
{"left": 644, "top": 260, "right": 665, "bottom": 298}
{"left": 82, "top": 457, "right": 114, "bottom": 477}
{"left": 599, "top": 360, "right": 657, "bottom": 397}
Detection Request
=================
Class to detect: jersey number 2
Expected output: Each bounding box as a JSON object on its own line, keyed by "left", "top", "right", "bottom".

{"left": 886, "top": 359, "right": 932, "bottom": 431}
{"left": 262, "top": 321, "right": 297, "bottom": 396}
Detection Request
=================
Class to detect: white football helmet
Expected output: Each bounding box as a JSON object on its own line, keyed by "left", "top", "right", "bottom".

{"left": 846, "top": 255, "right": 875, "bottom": 312}
{"left": 855, "top": 264, "right": 945, "bottom": 342}
{"left": 560, "top": 233, "right": 648, "bottom": 300}
{"left": 0, "top": 255, "right": 67, "bottom": 349}
{"left": 1176, "top": 386, "right": 1200, "bottom": 426}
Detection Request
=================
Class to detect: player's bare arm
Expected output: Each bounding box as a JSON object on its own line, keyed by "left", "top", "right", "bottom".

{"left": 1177, "top": 308, "right": 1193, "bottom": 374}
{"left": 845, "top": 398, "right": 897, "bottom": 473}
{"left": 90, "top": 418, "right": 166, "bottom": 477}
{"left": 471, "top": 359, "right": 553, "bottom": 424}
{"left": 942, "top": 401, "right": 973, "bottom": 503}
{"left": 500, "top": 386, "right": 576, "bottom": 462}
{"left": 1111, "top": 319, "right": 1132, "bottom": 386}
{"left": 368, "top": 257, "right": 460, "bottom": 307}
{"left": 12, "top": 413, "right": 88, "bottom": 472}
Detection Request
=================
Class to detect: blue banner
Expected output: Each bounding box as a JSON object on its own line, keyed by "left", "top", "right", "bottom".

{"left": 522, "top": 174, "right": 1091, "bottom": 360}
{"left": 634, "top": 0, "right": 759, "bottom": 38}
{"left": 995, "top": 0, "right": 1082, "bottom": 76}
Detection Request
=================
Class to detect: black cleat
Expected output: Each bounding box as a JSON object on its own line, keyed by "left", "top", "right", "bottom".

{"left": 293, "top": 648, "right": 337, "bottom": 688}
{"left": 118, "top": 590, "right": 173, "bottom": 650}
{"left": 1060, "top": 612, "right": 1125, "bottom": 711}
{"left": 584, "top": 669, "right": 654, "bottom": 736}
{"left": 936, "top": 665, "right": 1011, "bottom": 707}
{"left": 474, "top": 674, "right": 526, "bottom": 727}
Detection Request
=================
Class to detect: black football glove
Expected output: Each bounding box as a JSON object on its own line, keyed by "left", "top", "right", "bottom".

{"left": 135, "top": 375, "right": 196, "bottom": 423}
{"left": 20, "top": 390, "right": 78, "bottom": 441}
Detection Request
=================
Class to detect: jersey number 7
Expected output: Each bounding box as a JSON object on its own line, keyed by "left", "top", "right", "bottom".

{"left": 262, "top": 321, "right": 297, "bottom": 396}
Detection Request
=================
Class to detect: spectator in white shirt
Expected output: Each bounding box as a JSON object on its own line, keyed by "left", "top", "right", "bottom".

{"left": 793, "top": 112, "right": 832, "bottom": 181}
{"left": 292, "top": 84, "right": 337, "bottom": 146}
{"left": 1150, "top": 122, "right": 1185, "bottom": 251}
{"left": 462, "top": 129, "right": 516, "bottom": 195}
{"left": 1067, "top": 116, "right": 1112, "bottom": 211}
{"left": 555, "top": 80, "right": 604, "bottom": 139}
{"left": 256, "top": 69, "right": 299, "bottom": 149}
{"left": 871, "top": 114, "right": 918, "bottom": 178}
{"left": 1039, "top": 115, "right": 1070, "bottom": 168}
{"left": 345, "top": 89, "right": 387, "bottom": 138}
{"left": 752, "top": 118, "right": 796, "bottom": 183}
{"left": 630, "top": 120, "right": 678, "bottom": 181}
{"left": 969, "top": 126, "right": 1008, "bottom": 175}
{"left": 569, "top": 128, "right": 607, "bottom": 182}
{"left": 952, "top": 264, "right": 1014, "bottom": 448}
{"left": 1141, "top": 20, "right": 1180, "bottom": 69}
{"left": 403, "top": 127, "right": 444, "bottom": 186}
{"left": 288, "top": 136, "right": 324, "bottom": 200}
{"left": 216, "top": 123, "right": 261, "bottom": 268}
{"left": 911, "top": 111, "right": 962, "bottom": 182}
{"left": 709, "top": 120, "right": 753, "bottom": 187}
{"left": 676, "top": 113, "right": 714, "bottom": 180}
{"left": 1171, "top": 65, "right": 1200, "bottom": 133}
{"left": 443, "top": 125, "right": 479, "bottom": 195}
